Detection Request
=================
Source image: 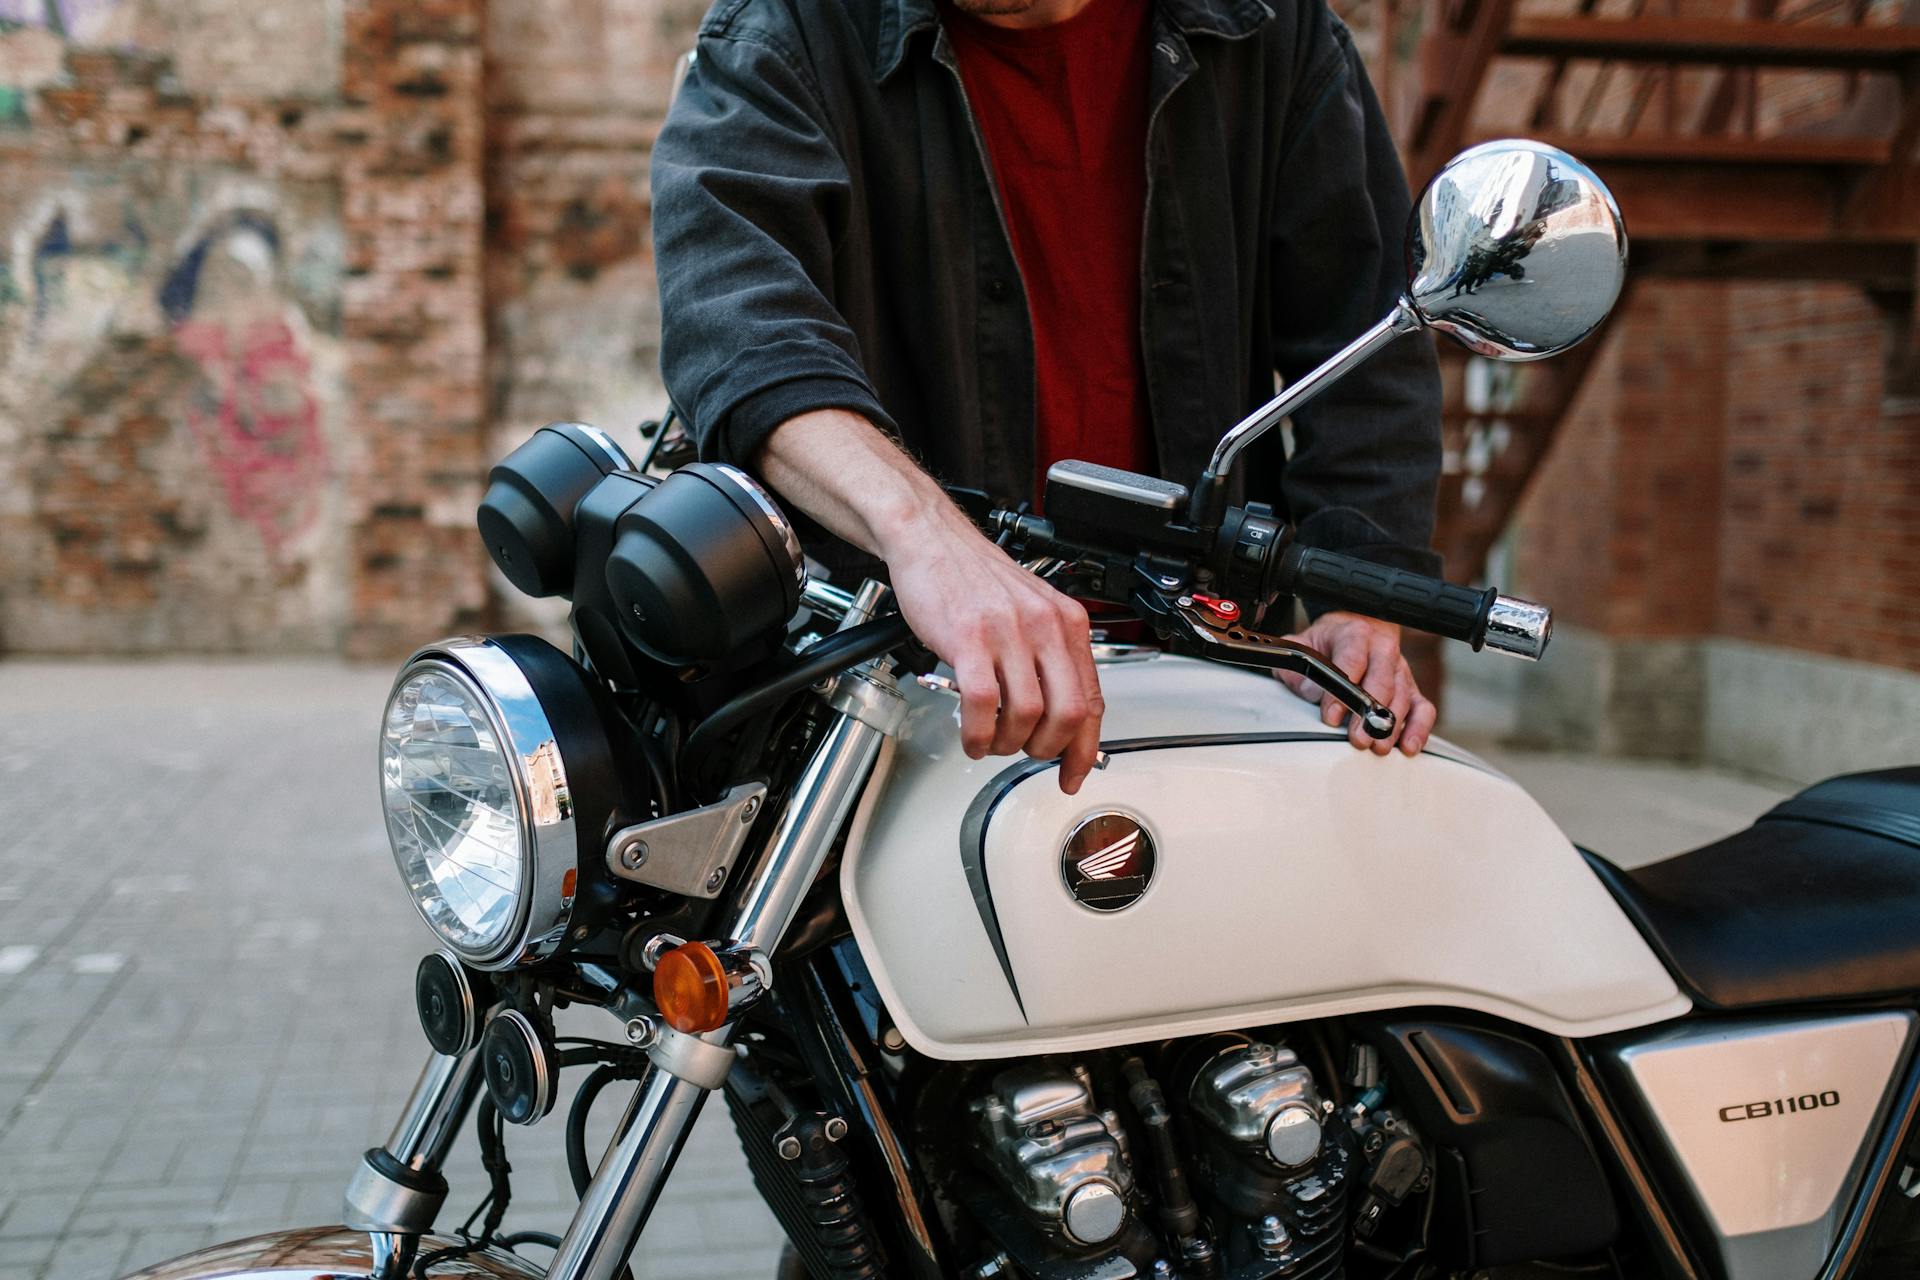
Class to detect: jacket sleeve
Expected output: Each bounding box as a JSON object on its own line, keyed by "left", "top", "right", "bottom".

{"left": 1268, "top": 8, "right": 1446, "bottom": 593}
{"left": 651, "top": 21, "right": 896, "bottom": 469}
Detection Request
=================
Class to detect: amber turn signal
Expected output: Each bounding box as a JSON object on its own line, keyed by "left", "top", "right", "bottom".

{"left": 654, "top": 941, "right": 732, "bottom": 1034}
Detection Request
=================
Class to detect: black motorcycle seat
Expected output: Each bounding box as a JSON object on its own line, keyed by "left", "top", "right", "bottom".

{"left": 1584, "top": 768, "right": 1920, "bottom": 1011}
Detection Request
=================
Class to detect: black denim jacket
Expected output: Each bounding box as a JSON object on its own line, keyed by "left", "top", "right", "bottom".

{"left": 652, "top": 0, "right": 1444, "bottom": 579}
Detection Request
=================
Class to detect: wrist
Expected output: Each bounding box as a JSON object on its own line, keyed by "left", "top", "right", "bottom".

{"left": 870, "top": 475, "right": 967, "bottom": 564}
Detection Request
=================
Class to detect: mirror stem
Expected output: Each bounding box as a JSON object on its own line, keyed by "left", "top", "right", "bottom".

{"left": 1188, "top": 298, "right": 1422, "bottom": 529}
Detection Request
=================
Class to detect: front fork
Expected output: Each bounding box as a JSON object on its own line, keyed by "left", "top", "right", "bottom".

{"left": 343, "top": 1048, "right": 485, "bottom": 1277}
{"left": 349, "top": 581, "right": 906, "bottom": 1280}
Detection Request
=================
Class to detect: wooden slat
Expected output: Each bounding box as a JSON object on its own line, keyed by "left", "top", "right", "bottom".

{"left": 1632, "top": 238, "right": 1920, "bottom": 285}
{"left": 1843, "top": 65, "right": 1920, "bottom": 226}
{"left": 1496, "top": 130, "right": 1893, "bottom": 164}
{"left": 1594, "top": 161, "right": 1920, "bottom": 238}
{"left": 1411, "top": 0, "right": 1518, "bottom": 176}
{"left": 1503, "top": 16, "right": 1920, "bottom": 69}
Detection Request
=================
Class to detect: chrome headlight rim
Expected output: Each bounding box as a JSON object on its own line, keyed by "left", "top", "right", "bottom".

{"left": 383, "top": 636, "right": 580, "bottom": 972}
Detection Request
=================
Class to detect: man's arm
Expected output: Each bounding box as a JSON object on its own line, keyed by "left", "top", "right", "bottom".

{"left": 758, "top": 411, "right": 1104, "bottom": 793}
{"left": 651, "top": 26, "right": 1103, "bottom": 790}
{"left": 1268, "top": 7, "right": 1445, "bottom": 755}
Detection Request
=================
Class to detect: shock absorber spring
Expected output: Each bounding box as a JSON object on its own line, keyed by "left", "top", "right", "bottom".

{"left": 777, "top": 1114, "right": 884, "bottom": 1279}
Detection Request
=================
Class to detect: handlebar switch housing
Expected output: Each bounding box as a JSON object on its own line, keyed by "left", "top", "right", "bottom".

{"left": 1045, "top": 461, "right": 1203, "bottom": 550}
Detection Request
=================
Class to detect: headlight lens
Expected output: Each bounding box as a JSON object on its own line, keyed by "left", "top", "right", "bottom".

{"left": 381, "top": 664, "right": 528, "bottom": 961}
{"left": 378, "top": 636, "right": 625, "bottom": 971}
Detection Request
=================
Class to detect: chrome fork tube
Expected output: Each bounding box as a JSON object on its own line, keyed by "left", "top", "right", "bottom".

{"left": 387, "top": 1049, "right": 483, "bottom": 1169}
{"left": 541, "top": 1067, "right": 712, "bottom": 1280}
{"left": 724, "top": 709, "right": 889, "bottom": 953}
{"left": 545, "top": 581, "right": 901, "bottom": 1280}
{"left": 346, "top": 1046, "right": 483, "bottom": 1279}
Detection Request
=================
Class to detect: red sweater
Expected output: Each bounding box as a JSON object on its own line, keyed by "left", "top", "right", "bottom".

{"left": 944, "top": 0, "right": 1157, "bottom": 504}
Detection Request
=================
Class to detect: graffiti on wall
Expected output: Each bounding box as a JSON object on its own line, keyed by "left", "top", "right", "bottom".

{"left": 161, "top": 211, "right": 328, "bottom": 553}
{"left": 0, "top": 0, "right": 126, "bottom": 38}
{"left": 0, "top": 173, "right": 344, "bottom": 650}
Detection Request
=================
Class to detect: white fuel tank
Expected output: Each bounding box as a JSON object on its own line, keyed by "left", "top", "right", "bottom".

{"left": 840, "top": 650, "right": 1690, "bottom": 1061}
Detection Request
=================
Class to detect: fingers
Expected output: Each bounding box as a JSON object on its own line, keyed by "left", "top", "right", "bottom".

{"left": 1353, "top": 630, "right": 1404, "bottom": 753}
{"left": 990, "top": 649, "right": 1044, "bottom": 757}
{"left": 1051, "top": 602, "right": 1106, "bottom": 795}
{"left": 1320, "top": 626, "right": 1373, "bottom": 732}
{"left": 941, "top": 584, "right": 1102, "bottom": 792}
{"left": 1400, "top": 688, "right": 1438, "bottom": 757}
{"left": 1025, "top": 597, "right": 1093, "bottom": 763}
{"left": 949, "top": 650, "right": 1001, "bottom": 760}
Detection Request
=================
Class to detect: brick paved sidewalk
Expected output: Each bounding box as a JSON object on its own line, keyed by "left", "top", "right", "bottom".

{"left": 0, "top": 659, "right": 1789, "bottom": 1280}
{"left": 0, "top": 661, "right": 784, "bottom": 1280}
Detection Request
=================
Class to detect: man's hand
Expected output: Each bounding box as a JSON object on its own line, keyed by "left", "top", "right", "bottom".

{"left": 1274, "top": 611, "right": 1436, "bottom": 756}
{"left": 880, "top": 503, "right": 1105, "bottom": 794}
{"left": 754, "top": 409, "right": 1104, "bottom": 793}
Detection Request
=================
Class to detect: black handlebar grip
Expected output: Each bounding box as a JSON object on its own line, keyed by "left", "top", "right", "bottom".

{"left": 1280, "top": 546, "right": 1498, "bottom": 649}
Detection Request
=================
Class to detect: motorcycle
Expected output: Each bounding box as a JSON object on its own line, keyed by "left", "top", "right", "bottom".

{"left": 123, "top": 140, "right": 1920, "bottom": 1280}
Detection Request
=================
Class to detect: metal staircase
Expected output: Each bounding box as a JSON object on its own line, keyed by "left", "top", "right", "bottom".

{"left": 1364, "top": 0, "right": 1920, "bottom": 581}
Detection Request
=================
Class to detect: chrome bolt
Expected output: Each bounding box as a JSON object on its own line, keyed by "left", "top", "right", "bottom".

{"left": 973, "top": 1255, "right": 1011, "bottom": 1279}
{"left": 624, "top": 1016, "right": 658, "bottom": 1048}
{"left": 776, "top": 1135, "right": 802, "bottom": 1161}
{"left": 705, "top": 867, "right": 727, "bottom": 892}
{"left": 1151, "top": 1262, "right": 1174, "bottom": 1279}
{"left": 880, "top": 1026, "right": 906, "bottom": 1053}
{"left": 1256, "top": 1214, "right": 1291, "bottom": 1255}
{"left": 824, "top": 1116, "right": 848, "bottom": 1142}
{"left": 619, "top": 839, "right": 648, "bottom": 870}
{"left": 740, "top": 796, "right": 760, "bottom": 822}
{"left": 1176, "top": 595, "right": 1194, "bottom": 607}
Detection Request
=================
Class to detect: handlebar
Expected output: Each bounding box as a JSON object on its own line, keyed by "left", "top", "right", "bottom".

{"left": 1277, "top": 546, "right": 1551, "bottom": 660}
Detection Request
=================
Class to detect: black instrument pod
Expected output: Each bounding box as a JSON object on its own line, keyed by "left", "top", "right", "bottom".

{"left": 478, "top": 422, "right": 634, "bottom": 599}
{"left": 605, "top": 463, "right": 806, "bottom": 667}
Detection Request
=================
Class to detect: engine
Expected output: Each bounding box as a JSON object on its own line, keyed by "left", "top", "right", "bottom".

{"left": 933, "top": 1034, "right": 1426, "bottom": 1280}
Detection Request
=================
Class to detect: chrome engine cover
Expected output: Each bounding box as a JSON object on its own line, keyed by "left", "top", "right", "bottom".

{"left": 970, "top": 1063, "right": 1134, "bottom": 1247}
{"left": 1188, "top": 1042, "right": 1326, "bottom": 1171}
{"left": 119, "top": 1227, "right": 544, "bottom": 1279}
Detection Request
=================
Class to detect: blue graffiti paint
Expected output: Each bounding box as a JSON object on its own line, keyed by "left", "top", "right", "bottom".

{"left": 159, "top": 210, "right": 281, "bottom": 325}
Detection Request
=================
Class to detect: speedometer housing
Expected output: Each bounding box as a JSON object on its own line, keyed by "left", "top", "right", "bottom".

{"left": 380, "top": 634, "right": 643, "bottom": 971}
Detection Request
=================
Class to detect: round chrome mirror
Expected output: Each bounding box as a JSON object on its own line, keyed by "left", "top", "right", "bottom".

{"left": 1406, "top": 139, "right": 1627, "bottom": 362}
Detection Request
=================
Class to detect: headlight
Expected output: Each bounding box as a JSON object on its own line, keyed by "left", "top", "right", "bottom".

{"left": 380, "top": 635, "right": 637, "bottom": 970}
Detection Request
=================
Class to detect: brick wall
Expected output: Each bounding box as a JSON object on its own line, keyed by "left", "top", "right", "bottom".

{"left": 0, "top": 0, "right": 711, "bottom": 656}
{"left": 1512, "top": 279, "right": 1918, "bottom": 674}
{"left": 1718, "top": 283, "right": 1920, "bottom": 669}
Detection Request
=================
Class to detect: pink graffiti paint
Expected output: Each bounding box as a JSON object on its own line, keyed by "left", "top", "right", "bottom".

{"left": 175, "top": 317, "right": 326, "bottom": 553}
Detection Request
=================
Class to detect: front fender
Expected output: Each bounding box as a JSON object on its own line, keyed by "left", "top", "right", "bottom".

{"left": 119, "top": 1227, "right": 547, "bottom": 1279}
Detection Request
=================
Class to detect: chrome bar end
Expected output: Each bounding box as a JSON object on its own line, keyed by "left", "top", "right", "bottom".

{"left": 1483, "top": 596, "right": 1552, "bottom": 661}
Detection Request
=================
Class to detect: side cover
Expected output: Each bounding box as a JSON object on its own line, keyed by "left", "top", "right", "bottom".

{"left": 1601, "top": 1010, "right": 1917, "bottom": 1280}
{"left": 840, "top": 654, "right": 1690, "bottom": 1061}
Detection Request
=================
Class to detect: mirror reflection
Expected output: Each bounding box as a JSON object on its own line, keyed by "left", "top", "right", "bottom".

{"left": 1407, "top": 140, "right": 1627, "bottom": 362}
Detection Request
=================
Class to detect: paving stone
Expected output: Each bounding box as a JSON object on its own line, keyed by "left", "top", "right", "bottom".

{"left": 0, "top": 662, "right": 784, "bottom": 1280}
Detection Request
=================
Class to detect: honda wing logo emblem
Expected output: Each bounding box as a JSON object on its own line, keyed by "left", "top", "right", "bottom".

{"left": 1076, "top": 830, "right": 1141, "bottom": 880}
{"left": 1061, "top": 812, "right": 1155, "bottom": 912}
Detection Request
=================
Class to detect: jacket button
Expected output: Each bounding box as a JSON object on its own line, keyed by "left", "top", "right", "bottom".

{"left": 986, "top": 278, "right": 1009, "bottom": 300}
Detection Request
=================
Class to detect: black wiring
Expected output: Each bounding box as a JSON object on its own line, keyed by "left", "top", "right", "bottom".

{"left": 411, "top": 1097, "right": 512, "bottom": 1276}
{"left": 497, "top": 1230, "right": 562, "bottom": 1253}
{"left": 679, "top": 614, "right": 912, "bottom": 794}
{"left": 409, "top": 1042, "right": 649, "bottom": 1277}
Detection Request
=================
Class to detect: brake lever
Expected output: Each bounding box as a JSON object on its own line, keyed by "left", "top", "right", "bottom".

{"left": 1144, "top": 593, "right": 1396, "bottom": 741}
